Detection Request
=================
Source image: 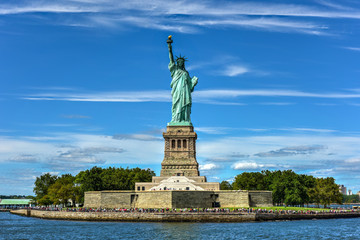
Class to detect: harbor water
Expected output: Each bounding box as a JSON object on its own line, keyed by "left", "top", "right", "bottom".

{"left": 1, "top": 212, "right": 360, "bottom": 239}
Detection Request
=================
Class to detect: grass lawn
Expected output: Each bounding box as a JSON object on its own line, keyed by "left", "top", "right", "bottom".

{"left": 223, "top": 206, "right": 352, "bottom": 212}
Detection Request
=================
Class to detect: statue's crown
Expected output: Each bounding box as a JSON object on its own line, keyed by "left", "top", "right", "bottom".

{"left": 176, "top": 54, "right": 188, "bottom": 62}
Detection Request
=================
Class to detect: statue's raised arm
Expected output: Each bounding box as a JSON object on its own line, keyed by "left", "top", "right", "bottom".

{"left": 166, "top": 36, "right": 198, "bottom": 126}
{"left": 167, "top": 35, "right": 174, "bottom": 64}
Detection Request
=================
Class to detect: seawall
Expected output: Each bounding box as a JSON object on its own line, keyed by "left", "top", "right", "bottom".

{"left": 10, "top": 209, "right": 360, "bottom": 222}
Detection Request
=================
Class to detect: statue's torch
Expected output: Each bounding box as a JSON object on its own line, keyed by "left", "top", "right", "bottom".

{"left": 167, "top": 35, "right": 173, "bottom": 45}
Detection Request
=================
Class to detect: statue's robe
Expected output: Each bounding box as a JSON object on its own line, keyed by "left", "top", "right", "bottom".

{"left": 169, "top": 61, "right": 198, "bottom": 124}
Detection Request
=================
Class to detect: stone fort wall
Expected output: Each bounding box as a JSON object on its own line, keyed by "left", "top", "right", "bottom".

{"left": 249, "top": 191, "right": 273, "bottom": 207}
{"left": 84, "top": 190, "right": 272, "bottom": 209}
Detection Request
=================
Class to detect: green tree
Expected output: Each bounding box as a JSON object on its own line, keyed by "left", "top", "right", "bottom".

{"left": 233, "top": 170, "right": 343, "bottom": 207}
{"left": 220, "top": 181, "right": 232, "bottom": 190}
{"left": 48, "top": 174, "right": 80, "bottom": 206}
{"left": 281, "top": 170, "right": 308, "bottom": 206}
{"left": 233, "top": 172, "right": 265, "bottom": 190}
{"left": 33, "top": 173, "right": 58, "bottom": 204}
{"left": 74, "top": 166, "right": 155, "bottom": 203}
{"left": 309, "top": 177, "right": 342, "bottom": 208}
{"left": 343, "top": 194, "right": 360, "bottom": 203}
{"left": 263, "top": 170, "right": 313, "bottom": 206}
{"left": 76, "top": 166, "right": 104, "bottom": 191}
{"left": 38, "top": 195, "right": 54, "bottom": 206}
{"left": 300, "top": 174, "right": 316, "bottom": 206}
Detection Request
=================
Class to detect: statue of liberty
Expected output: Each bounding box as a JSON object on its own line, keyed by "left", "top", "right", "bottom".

{"left": 167, "top": 36, "right": 198, "bottom": 126}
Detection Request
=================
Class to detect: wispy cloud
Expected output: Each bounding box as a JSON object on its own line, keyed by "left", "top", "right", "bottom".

{"left": 232, "top": 161, "right": 277, "bottom": 170}
{"left": 315, "top": 103, "right": 339, "bottom": 106}
{"left": 308, "top": 157, "right": 360, "bottom": 179}
{"left": 23, "top": 90, "right": 171, "bottom": 102}
{"left": 2, "top": 130, "right": 360, "bottom": 194}
{"left": 62, "top": 115, "right": 91, "bottom": 119}
{"left": 113, "top": 134, "right": 162, "bottom": 141}
{"left": 194, "top": 89, "right": 360, "bottom": 99}
{"left": 254, "top": 145, "right": 326, "bottom": 157}
{"left": 315, "top": 0, "right": 355, "bottom": 11}
{"left": 221, "top": 65, "right": 249, "bottom": 77}
{"left": 9, "top": 154, "right": 39, "bottom": 163}
{"left": 186, "top": 17, "right": 329, "bottom": 35}
{"left": 2, "top": 0, "right": 360, "bottom": 35}
{"left": 0, "top": 133, "right": 163, "bottom": 166}
{"left": 277, "top": 128, "right": 337, "bottom": 133}
{"left": 343, "top": 47, "right": 360, "bottom": 52}
{"left": 197, "top": 134, "right": 360, "bottom": 168}
{"left": 196, "top": 127, "right": 232, "bottom": 135}
{"left": 48, "top": 146, "right": 124, "bottom": 170}
{"left": 344, "top": 158, "right": 360, "bottom": 163}
{"left": 258, "top": 102, "right": 295, "bottom": 106}
{"left": 0, "top": 4, "right": 98, "bottom": 15}
{"left": 21, "top": 88, "right": 360, "bottom": 104}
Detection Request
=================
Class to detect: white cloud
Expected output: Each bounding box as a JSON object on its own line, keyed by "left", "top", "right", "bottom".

{"left": 194, "top": 89, "right": 360, "bottom": 99}
{"left": 197, "top": 135, "right": 360, "bottom": 171}
{"left": 278, "top": 128, "right": 337, "bottom": 133}
{"left": 22, "top": 88, "right": 360, "bottom": 104}
{"left": 245, "top": 128, "right": 268, "bottom": 132}
{"left": 221, "top": 65, "right": 249, "bottom": 77}
{"left": 344, "top": 47, "right": 360, "bottom": 52}
{"left": 23, "top": 90, "right": 171, "bottom": 102}
{"left": 2, "top": 130, "right": 360, "bottom": 193}
{"left": 2, "top": 0, "right": 360, "bottom": 35}
{"left": 254, "top": 145, "right": 326, "bottom": 157}
{"left": 186, "top": 17, "right": 329, "bottom": 35}
{"left": 344, "top": 158, "right": 360, "bottom": 163}
{"left": 62, "top": 115, "right": 91, "bottom": 119}
{"left": 226, "top": 178, "right": 235, "bottom": 183}
{"left": 0, "top": 133, "right": 163, "bottom": 167}
{"left": 9, "top": 154, "right": 38, "bottom": 163}
{"left": 258, "top": 102, "right": 295, "bottom": 106}
{"left": 209, "top": 176, "right": 220, "bottom": 180}
{"left": 196, "top": 127, "right": 231, "bottom": 135}
{"left": 199, "top": 163, "right": 219, "bottom": 170}
{"left": 113, "top": 134, "right": 162, "bottom": 141}
{"left": 232, "top": 161, "right": 275, "bottom": 170}
{"left": 315, "top": 103, "right": 339, "bottom": 106}
{"left": 0, "top": 4, "right": 99, "bottom": 15}
{"left": 43, "top": 171, "right": 60, "bottom": 176}
{"left": 308, "top": 168, "right": 335, "bottom": 177}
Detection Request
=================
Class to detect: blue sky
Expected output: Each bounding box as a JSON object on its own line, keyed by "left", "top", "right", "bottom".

{"left": 1, "top": 0, "right": 360, "bottom": 195}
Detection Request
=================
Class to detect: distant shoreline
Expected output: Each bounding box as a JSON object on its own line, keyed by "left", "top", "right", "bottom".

{"left": 10, "top": 209, "right": 360, "bottom": 222}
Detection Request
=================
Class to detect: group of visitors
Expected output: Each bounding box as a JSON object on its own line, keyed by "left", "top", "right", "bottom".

{"left": 24, "top": 206, "right": 359, "bottom": 215}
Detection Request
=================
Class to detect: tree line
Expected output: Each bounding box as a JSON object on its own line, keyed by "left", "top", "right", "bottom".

{"left": 343, "top": 194, "right": 360, "bottom": 203}
{"left": 0, "top": 195, "right": 34, "bottom": 200}
{"left": 33, "top": 166, "right": 155, "bottom": 206}
{"left": 34, "top": 167, "right": 346, "bottom": 207}
{"left": 220, "top": 170, "right": 343, "bottom": 207}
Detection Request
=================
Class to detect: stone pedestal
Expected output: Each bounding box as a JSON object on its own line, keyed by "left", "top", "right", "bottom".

{"left": 160, "top": 125, "right": 199, "bottom": 177}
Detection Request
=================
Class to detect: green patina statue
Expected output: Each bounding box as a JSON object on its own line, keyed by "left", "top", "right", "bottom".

{"left": 167, "top": 35, "right": 198, "bottom": 126}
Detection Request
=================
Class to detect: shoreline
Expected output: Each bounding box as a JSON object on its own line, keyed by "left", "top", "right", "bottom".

{"left": 10, "top": 209, "right": 360, "bottom": 222}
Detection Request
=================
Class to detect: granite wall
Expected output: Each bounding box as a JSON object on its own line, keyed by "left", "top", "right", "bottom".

{"left": 136, "top": 191, "right": 173, "bottom": 208}
{"left": 216, "top": 191, "right": 250, "bottom": 208}
{"left": 84, "top": 190, "right": 272, "bottom": 209}
{"left": 248, "top": 191, "right": 273, "bottom": 207}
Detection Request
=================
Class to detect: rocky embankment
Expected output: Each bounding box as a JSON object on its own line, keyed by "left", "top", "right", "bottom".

{"left": 10, "top": 209, "right": 360, "bottom": 222}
